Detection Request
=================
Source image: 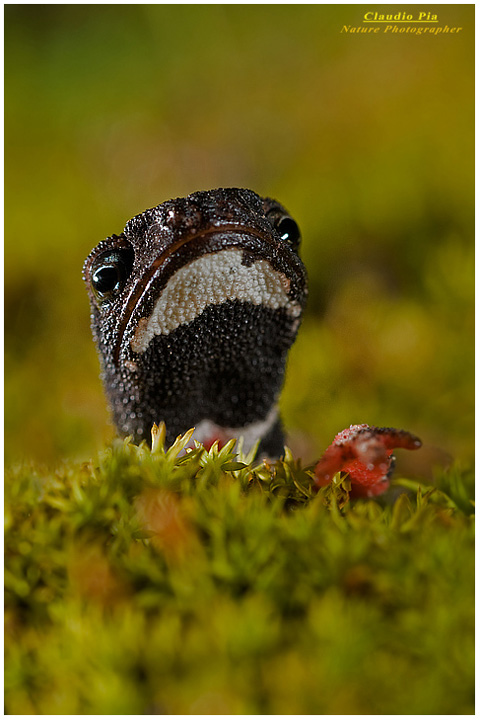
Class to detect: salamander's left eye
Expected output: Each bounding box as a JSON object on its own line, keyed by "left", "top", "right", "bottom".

{"left": 90, "top": 247, "right": 134, "bottom": 304}
{"left": 268, "top": 212, "right": 301, "bottom": 251}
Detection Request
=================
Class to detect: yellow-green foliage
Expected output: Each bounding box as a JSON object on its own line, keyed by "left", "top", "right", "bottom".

{"left": 5, "top": 432, "right": 474, "bottom": 714}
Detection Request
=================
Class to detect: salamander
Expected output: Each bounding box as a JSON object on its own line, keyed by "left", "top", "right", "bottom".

{"left": 84, "top": 187, "right": 421, "bottom": 496}
{"left": 83, "top": 188, "right": 308, "bottom": 457}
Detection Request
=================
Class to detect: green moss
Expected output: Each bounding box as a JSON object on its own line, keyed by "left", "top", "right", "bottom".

{"left": 5, "top": 432, "right": 474, "bottom": 714}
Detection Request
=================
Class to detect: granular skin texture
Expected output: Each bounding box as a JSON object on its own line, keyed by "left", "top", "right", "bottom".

{"left": 83, "top": 188, "right": 308, "bottom": 455}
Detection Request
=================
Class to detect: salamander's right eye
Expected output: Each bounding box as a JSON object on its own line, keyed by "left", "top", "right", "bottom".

{"left": 90, "top": 247, "right": 134, "bottom": 303}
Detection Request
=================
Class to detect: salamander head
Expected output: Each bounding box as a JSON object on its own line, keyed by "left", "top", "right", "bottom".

{"left": 83, "top": 188, "right": 308, "bottom": 455}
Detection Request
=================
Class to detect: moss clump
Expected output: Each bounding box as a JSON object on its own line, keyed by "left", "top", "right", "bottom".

{"left": 5, "top": 430, "right": 474, "bottom": 714}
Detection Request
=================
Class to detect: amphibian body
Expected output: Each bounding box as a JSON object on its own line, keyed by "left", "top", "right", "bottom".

{"left": 83, "top": 188, "right": 307, "bottom": 456}
{"left": 84, "top": 187, "right": 421, "bottom": 496}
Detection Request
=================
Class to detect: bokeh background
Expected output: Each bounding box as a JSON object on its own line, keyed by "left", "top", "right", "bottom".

{"left": 5, "top": 4, "right": 474, "bottom": 471}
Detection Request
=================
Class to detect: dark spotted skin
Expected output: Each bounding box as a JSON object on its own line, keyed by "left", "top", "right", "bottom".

{"left": 83, "top": 188, "right": 308, "bottom": 456}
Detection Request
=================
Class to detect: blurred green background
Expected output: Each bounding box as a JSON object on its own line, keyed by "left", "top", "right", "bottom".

{"left": 5, "top": 4, "right": 474, "bottom": 469}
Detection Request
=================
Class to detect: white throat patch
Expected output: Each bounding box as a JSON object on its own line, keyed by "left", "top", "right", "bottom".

{"left": 130, "top": 248, "right": 301, "bottom": 354}
{"left": 191, "top": 404, "right": 279, "bottom": 455}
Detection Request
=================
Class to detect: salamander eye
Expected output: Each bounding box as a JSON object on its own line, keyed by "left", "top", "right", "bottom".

{"left": 268, "top": 212, "right": 301, "bottom": 251}
{"left": 91, "top": 247, "right": 134, "bottom": 303}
